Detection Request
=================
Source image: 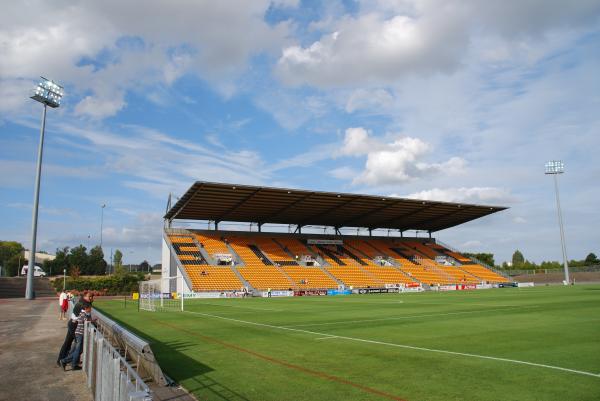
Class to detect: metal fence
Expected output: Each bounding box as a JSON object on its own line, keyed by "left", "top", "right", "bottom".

{"left": 506, "top": 265, "right": 600, "bottom": 276}
{"left": 82, "top": 321, "right": 152, "bottom": 401}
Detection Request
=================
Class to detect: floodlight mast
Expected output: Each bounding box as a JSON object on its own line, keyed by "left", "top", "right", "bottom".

{"left": 545, "top": 160, "right": 569, "bottom": 285}
{"left": 25, "top": 77, "right": 63, "bottom": 300}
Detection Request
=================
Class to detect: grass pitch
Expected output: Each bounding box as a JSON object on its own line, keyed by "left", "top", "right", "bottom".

{"left": 96, "top": 285, "right": 600, "bottom": 401}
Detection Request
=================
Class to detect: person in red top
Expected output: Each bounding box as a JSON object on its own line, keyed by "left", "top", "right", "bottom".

{"left": 58, "top": 290, "right": 68, "bottom": 320}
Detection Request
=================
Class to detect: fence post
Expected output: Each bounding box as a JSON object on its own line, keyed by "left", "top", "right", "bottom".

{"left": 95, "top": 337, "right": 103, "bottom": 401}
{"left": 180, "top": 276, "right": 184, "bottom": 312}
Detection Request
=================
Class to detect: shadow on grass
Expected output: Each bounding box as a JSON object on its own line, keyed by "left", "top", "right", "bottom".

{"left": 96, "top": 305, "right": 250, "bottom": 401}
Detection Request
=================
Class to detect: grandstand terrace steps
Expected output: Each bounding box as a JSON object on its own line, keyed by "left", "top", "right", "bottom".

{"left": 312, "top": 244, "right": 384, "bottom": 288}
{"left": 227, "top": 237, "right": 295, "bottom": 290}
{"left": 195, "top": 234, "right": 233, "bottom": 260}
{"left": 185, "top": 265, "right": 245, "bottom": 292}
{"left": 336, "top": 243, "right": 416, "bottom": 286}
{"left": 279, "top": 265, "right": 339, "bottom": 289}
{"left": 253, "top": 238, "right": 297, "bottom": 265}
{"left": 367, "top": 240, "right": 455, "bottom": 285}
{"left": 458, "top": 263, "right": 510, "bottom": 283}
{"left": 191, "top": 236, "right": 215, "bottom": 264}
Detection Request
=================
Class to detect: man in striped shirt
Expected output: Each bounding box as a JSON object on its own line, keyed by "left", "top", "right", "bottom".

{"left": 59, "top": 304, "right": 92, "bottom": 371}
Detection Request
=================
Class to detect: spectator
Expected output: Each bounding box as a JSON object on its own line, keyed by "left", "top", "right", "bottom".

{"left": 56, "top": 291, "right": 93, "bottom": 366}
{"left": 59, "top": 304, "right": 93, "bottom": 371}
{"left": 58, "top": 290, "right": 68, "bottom": 321}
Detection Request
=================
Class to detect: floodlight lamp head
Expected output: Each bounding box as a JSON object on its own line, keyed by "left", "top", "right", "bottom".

{"left": 545, "top": 160, "right": 564, "bottom": 175}
{"left": 30, "top": 76, "right": 63, "bottom": 108}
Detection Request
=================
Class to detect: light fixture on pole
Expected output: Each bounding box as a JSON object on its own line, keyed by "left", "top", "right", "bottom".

{"left": 26, "top": 77, "right": 63, "bottom": 300}
{"left": 545, "top": 160, "right": 569, "bottom": 285}
{"left": 100, "top": 204, "right": 106, "bottom": 248}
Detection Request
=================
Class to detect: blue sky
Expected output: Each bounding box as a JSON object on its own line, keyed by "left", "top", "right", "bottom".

{"left": 1, "top": 0, "right": 599, "bottom": 265}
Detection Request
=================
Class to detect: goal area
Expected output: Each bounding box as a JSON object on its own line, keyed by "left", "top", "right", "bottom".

{"left": 139, "top": 276, "right": 184, "bottom": 312}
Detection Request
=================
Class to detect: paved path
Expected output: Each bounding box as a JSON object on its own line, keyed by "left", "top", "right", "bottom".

{"left": 0, "top": 298, "right": 93, "bottom": 401}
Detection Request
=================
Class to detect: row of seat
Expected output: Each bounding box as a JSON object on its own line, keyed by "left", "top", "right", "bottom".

{"left": 168, "top": 234, "right": 509, "bottom": 291}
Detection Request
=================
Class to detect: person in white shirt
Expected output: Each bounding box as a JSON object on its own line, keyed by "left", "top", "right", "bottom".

{"left": 59, "top": 290, "right": 68, "bottom": 320}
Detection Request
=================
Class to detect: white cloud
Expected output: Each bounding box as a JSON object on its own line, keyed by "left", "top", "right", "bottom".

{"left": 461, "top": 240, "right": 482, "bottom": 249}
{"left": 276, "top": 1, "right": 600, "bottom": 87}
{"left": 74, "top": 95, "right": 126, "bottom": 119}
{"left": 50, "top": 122, "right": 269, "bottom": 198}
{"left": 336, "top": 127, "right": 466, "bottom": 186}
{"left": 338, "top": 127, "right": 379, "bottom": 156}
{"left": 345, "top": 88, "right": 394, "bottom": 113}
{"left": 329, "top": 166, "right": 360, "bottom": 180}
{"left": 404, "top": 187, "right": 513, "bottom": 204}
{"left": 0, "top": 0, "right": 294, "bottom": 118}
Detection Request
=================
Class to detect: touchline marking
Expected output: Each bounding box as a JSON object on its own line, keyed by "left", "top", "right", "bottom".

{"left": 287, "top": 306, "right": 539, "bottom": 328}
{"left": 183, "top": 310, "right": 600, "bottom": 379}
{"left": 315, "top": 336, "right": 338, "bottom": 340}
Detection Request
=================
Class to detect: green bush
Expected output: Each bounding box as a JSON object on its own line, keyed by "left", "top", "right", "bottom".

{"left": 52, "top": 272, "right": 145, "bottom": 295}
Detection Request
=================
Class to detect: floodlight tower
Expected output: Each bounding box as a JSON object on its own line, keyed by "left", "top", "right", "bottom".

{"left": 100, "top": 203, "right": 106, "bottom": 248}
{"left": 545, "top": 160, "right": 569, "bottom": 285}
{"left": 26, "top": 77, "right": 63, "bottom": 299}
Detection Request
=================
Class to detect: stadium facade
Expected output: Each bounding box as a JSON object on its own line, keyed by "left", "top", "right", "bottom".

{"left": 161, "top": 182, "right": 510, "bottom": 297}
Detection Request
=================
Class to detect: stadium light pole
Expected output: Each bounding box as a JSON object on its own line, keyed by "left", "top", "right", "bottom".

{"left": 26, "top": 77, "right": 63, "bottom": 300}
{"left": 100, "top": 203, "right": 106, "bottom": 248}
{"left": 545, "top": 160, "right": 570, "bottom": 285}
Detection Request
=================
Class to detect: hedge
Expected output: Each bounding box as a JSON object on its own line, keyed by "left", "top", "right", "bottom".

{"left": 52, "top": 273, "right": 145, "bottom": 295}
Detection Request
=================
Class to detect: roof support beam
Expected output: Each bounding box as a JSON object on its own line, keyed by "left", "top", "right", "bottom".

{"left": 336, "top": 199, "right": 405, "bottom": 228}
{"left": 370, "top": 203, "right": 434, "bottom": 229}
{"left": 401, "top": 206, "right": 474, "bottom": 232}
{"left": 170, "top": 183, "right": 204, "bottom": 220}
{"left": 296, "top": 196, "right": 360, "bottom": 226}
{"left": 215, "top": 187, "right": 262, "bottom": 222}
{"left": 263, "top": 191, "right": 315, "bottom": 221}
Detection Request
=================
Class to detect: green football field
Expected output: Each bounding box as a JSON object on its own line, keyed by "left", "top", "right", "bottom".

{"left": 95, "top": 285, "right": 600, "bottom": 401}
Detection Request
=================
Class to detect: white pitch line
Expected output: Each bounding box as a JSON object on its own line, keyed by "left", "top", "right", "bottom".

{"left": 183, "top": 310, "right": 600, "bottom": 379}
{"left": 287, "top": 306, "right": 539, "bottom": 328}
{"left": 314, "top": 336, "right": 338, "bottom": 340}
{"left": 189, "top": 302, "right": 283, "bottom": 312}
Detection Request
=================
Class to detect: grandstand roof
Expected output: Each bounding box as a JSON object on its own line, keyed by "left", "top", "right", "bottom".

{"left": 165, "top": 181, "right": 507, "bottom": 232}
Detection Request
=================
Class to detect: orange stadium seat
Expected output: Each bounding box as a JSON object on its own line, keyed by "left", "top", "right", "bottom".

{"left": 227, "top": 237, "right": 294, "bottom": 290}
{"left": 169, "top": 232, "right": 508, "bottom": 290}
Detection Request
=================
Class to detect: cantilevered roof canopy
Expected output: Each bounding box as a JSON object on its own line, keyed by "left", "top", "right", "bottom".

{"left": 165, "top": 182, "right": 507, "bottom": 232}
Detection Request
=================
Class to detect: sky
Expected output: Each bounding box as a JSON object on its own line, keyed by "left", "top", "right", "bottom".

{"left": 1, "top": 0, "right": 599, "bottom": 265}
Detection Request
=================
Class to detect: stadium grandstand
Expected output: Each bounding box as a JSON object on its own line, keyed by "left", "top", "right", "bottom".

{"left": 161, "top": 181, "right": 510, "bottom": 295}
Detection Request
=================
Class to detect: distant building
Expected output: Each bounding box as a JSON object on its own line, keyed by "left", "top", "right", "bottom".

{"left": 23, "top": 250, "right": 56, "bottom": 264}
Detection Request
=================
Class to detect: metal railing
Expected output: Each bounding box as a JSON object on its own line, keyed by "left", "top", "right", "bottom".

{"left": 505, "top": 265, "right": 600, "bottom": 276}
{"left": 82, "top": 321, "right": 152, "bottom": 401}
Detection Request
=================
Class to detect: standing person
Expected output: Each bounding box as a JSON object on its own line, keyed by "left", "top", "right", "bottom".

{"left": 56, "top": 291, "right": 93, "bottom": 366}
{"left": 58, "top": 290, "right": 68, "bottom": 320}
{"left": 59, "top": 304, "right": 93, "bottom": 371}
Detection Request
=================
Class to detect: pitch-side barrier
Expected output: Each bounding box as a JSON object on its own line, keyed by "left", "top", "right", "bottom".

{"left": 92, "top": 309, "right": 169, "bottom": 386}
{"left": 82, "top": 320, "right": 152, "bottom": 401}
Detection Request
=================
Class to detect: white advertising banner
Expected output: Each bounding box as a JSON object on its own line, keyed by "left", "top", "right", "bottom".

{"left": 261, "top": 290, "right": 294, "bottom": 297}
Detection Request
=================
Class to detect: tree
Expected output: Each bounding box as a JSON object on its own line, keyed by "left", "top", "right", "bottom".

{"left": 113, "top": 249, "right": 123, "bottom": 268}
{"left": 0, "top": 241, "right": 25, "bottom": 276}
{"left": 89, "top": 246, "right": 108, "bottom": 275}
{"left": 464, "top": 253, "right": 495, "bottom": 267}
{"left": 512, "top": 250, "right": 525, "bottom": 267}
{"left": 139, "top": 260, "right": 150, "bottom": 273}
{"left": 43, "top": 246, "right": 69, "bottom": 276}
{"left": 70, "top": 245, "right": 89, "bottom": 275}
{"left": 113, "top": 249, "right": 124, "bottom": 276}
{"left": 584, "top": 252, "right": 599, "bottom": 265}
